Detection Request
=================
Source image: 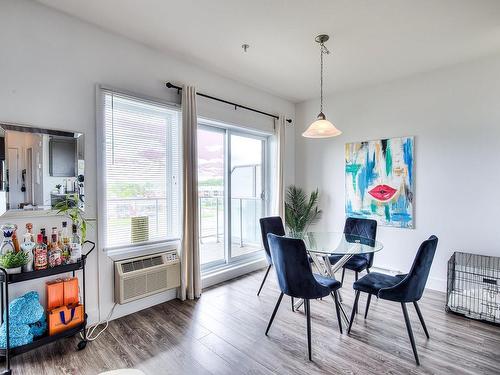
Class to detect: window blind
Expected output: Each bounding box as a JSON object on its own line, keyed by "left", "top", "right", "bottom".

{"left": 102, "top": 90, "right": 181, "bottom": 249}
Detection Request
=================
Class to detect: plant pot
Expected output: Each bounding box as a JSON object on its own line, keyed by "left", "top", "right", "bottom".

{"left": 5, "top": 267, "right": 22, "bottom": 274}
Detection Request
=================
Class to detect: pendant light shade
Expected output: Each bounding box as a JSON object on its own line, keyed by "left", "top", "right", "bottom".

{"left": 302, "top": 112, "right": 342, "bottom": 138}
{"left": 302, "top": 34, "right": 342, "bottom": 139}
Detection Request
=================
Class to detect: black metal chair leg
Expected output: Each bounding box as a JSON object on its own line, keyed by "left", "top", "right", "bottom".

{"left": 364, "top": 293, "right": 372, "bottom": 319}
{"left": 257, "top": 265, "right": 272, "bottom": 296}
{"left": 401, "top": 303, "right": 420, "bottom": 365}
{"left": 348, "top": 290, "right": 360, "bottom": 334}
{"left": 333, "top": 291, "right": 343, "bottom": 334}
{"left": 305, "top": 299, "right": 312, "bottom": 361}
{"left": 291, "top": 297, "right": 294, "bottom": 312}
{"left": 265, "top": 292, "right": 284, "bottom": 335}
{"left": 366, "top": 268, "right": 370, "bottom": 273}
{"left": 354, "top": 272, "right": 359, "bottom": 314}
{"left": 413, "top": 301, "right": 429, "bottom": 339}
{"left": 341, "top": 268, "right": 346, "bottom": 285}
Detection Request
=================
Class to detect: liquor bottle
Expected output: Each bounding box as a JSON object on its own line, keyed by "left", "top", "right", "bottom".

{"left": 48, "top": 232, "right": 62, "bottom": 268}
{"left": 26, "top": 223, "right": 35, "bottom": 243}
{"left": 12, "top": 227, "right": 20, "bottom": 253}
{"left": 20, "top": 224, "right": 35, "bottom": 272}
{"left": 60, "top": 222, "right": 70, "bottom": 263}
{"left": 34, "top": 234, "right": 48, "bottom": 270}
{"left": 40, "top": 228, "right": 49, "bottom": 252}
{"left": 0, "top": 224, "right": 17, "bottom": 255}
{"left": 69, "top": 224, "right": 82, "bottom": 264}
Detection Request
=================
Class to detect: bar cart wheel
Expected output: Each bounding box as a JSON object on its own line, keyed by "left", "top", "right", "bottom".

{"left": 77, "top": 340, "right": 87, "bottom": 351}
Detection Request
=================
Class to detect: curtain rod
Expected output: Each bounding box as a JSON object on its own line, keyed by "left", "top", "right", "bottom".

{"left": 165, "top": 82, "right": 292, "bottom": 124}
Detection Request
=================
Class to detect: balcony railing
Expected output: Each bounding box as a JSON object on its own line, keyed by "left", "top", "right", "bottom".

{"left": 199, "top": 196, "right": 262, "bottom": 247}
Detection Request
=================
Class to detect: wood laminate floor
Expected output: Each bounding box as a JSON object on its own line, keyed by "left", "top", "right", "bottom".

{"left": 8, "top": 269, "right": 500, "bottom": 375}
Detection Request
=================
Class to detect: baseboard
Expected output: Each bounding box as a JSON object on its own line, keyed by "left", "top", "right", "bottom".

{"left": 202, "top": 258, "right": 268, "bottom": 289}
{"left": 107, "top": 288, "right": 178, "bottom": 322}
{"left": 371, "top": 266, "right": 446, "bottom": 293}
{"left": 426, "top": 275, "right": 447, "bottom": 293}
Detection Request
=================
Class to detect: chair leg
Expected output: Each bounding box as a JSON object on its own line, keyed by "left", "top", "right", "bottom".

{"left": 333, "top": 291, "right": 343, "bottom": 334}
{"left": 364, "top": 294, "right": 372, "bottom": 319}
{"left": 265, "top": 292, "right": 284, "bottom": 335}
{"left": 291, "top": 297, "right": 294, "bottom": 312}
{"left": 341, "top": 268, "right": 346, "bottom": 285}
{"left": 413, "top": 301, "right": 430, "bottom": 339}
{"left": 347, "top": 290, "right": 360, "bottom": 334}
{"left": 354, "top": 272, "right": 359, "bottom": 314}
{"left": 401, "top": 303, "right": 420, "bottom": 366}
{"left": 257, "top": 265, "right": 272, "bottom": 296}
{"left": 366, "top": 268, "right": 370, "bottom": 274}
{"left": 304, "top": 299, "right": 312, "bottom": 361}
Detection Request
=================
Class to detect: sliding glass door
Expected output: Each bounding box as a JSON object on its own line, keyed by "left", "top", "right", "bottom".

{"left": 229, "top": 133, "right": 265, "bottom": 260}
{"left": 198, "top": 126, "right": 226, "bottom": 268}
{"left": 198, "top": 123, "right": 267, "bottom": 270}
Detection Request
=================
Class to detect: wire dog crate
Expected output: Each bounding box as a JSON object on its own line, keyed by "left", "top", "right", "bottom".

{"left": 447, "top": 252, "right": 500, "bottom": 324}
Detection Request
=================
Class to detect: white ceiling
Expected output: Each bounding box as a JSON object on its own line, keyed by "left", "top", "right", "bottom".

{"left": 36, "top": 0, "right": 500, "bottom": 103}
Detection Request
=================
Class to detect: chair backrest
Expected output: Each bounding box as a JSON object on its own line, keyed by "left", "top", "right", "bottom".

{"left": 379, "top": 235, "right": 438, "bottom": 303}
{"left": 344, "top": 217, "right": 378, "bottom": 268}
{"left": 259, "top": 216, "right": 285, "bottom": 264}
{"left": 267, "top": 234, "right": 327, "bottom": 299}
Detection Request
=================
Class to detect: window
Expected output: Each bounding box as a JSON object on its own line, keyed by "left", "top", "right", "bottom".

{"left": 100, "top": 89, "right": 181, "bottom": 250}
{"left": 198, "top": 122, "right": 268, "bottom": 270}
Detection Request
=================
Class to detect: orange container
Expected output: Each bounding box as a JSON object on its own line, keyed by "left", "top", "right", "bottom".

{"left": 48, "top": 304, "right": 84, "bottom": 336}
{"left": 63, "top": 278, "right": 79, "bottom": 306}
{"left": 46, "top": 280, "right": 64, "bottom": 310}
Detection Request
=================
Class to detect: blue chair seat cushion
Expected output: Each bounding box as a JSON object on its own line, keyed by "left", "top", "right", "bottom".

{"left": 313, "top": 274, "right": 341, "bottom": 291}
{"left": 353, "top": 272, "right": 402, "bottom": 295}
{"left": 329, "top": 254, "right": 369, "bottom": 272}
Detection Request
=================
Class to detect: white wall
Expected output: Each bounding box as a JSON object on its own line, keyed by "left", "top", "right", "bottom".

{"left": 295, "top": 53, "right": 500, "bottom": 291}
{"left": 0, "top": 0, "right": 295, "bottom": 322}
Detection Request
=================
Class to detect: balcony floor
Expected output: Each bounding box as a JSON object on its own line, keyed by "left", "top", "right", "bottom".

{"left": 200, "top": 238, "right": 262, "bottom": 265}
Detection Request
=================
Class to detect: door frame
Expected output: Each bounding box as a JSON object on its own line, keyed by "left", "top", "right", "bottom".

{"left": 227, "top": 129, "right": 267, "bottom": 264}
{"left": 198, "top": 120, "right": 269, "bottom": 272}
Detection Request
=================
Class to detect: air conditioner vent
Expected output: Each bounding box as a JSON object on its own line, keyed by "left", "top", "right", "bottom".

{"left": 121, "top": 255, "right": 164, "bottom": 273}
{"left": 114, "top": 252, "right": 180, "bottom": 304}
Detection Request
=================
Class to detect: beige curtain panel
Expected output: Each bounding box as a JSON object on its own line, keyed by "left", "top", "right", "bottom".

{"left": 274, "top": 115, "right": 286, "bottom": 219}
{"left": 180, "top": 85, "right": 202, "bottom": 300}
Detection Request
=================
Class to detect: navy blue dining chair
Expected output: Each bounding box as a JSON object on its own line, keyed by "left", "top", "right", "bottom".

{"left": 347, "top": 235, "right": 438, "bottom": 365}
{"left": 265, "top": 234, "right": 343, "bottom": 361}
{"left": 257, "top": 216, "right": 286, "bottom": 296}
{"left": 329, "top": 217, "right": 378, "bottom": 285}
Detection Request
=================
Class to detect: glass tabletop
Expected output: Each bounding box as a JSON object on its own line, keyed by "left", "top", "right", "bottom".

{"left": 290, "top": 231, "right": 383, "bottom": 255}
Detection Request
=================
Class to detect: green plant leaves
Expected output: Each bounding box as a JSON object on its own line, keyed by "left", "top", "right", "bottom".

{"left": 55, "top": 193, "right": 88, "bottom": 243}
{"left": 285, "top": 186, "right": 322, "bottom": 236}
{"left": 0, "top": 251, "right": 28, "bottom": 268}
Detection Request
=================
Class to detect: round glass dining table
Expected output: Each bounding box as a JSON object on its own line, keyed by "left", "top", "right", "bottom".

{"left": 289, "top": 231, "right": 383, "bottom": 324}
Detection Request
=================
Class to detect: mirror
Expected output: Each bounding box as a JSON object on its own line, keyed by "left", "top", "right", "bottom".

{"left": 0, "top": 123, "right": 85, "bottom": 216}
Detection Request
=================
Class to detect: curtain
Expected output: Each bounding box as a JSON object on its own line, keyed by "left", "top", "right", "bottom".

{"left": 180, "top": 85, "right": 201, "bottom": 300}
{"left": 274, "top": 116, "right": 286, "bottom": 219}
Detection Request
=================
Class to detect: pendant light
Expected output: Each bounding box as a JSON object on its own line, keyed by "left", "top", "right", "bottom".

{"left": 302, "top": 34, "right": 342, "bottom": 138}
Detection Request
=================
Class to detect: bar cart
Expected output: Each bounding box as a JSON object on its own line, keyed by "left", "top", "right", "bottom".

{"left": 0, "top": 240, "right": 95, "bottom": 375}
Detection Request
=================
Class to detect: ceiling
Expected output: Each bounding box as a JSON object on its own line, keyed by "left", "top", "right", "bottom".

{"left": 36, "top": 0, "right": 500, "bottom": 103}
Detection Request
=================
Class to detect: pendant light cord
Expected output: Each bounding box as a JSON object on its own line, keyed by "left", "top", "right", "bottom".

{"left": 319, "top": 42, "right": 329, "bottom": 113}
{"left": 320, "top": 42, "right": 323, "bottom": 113}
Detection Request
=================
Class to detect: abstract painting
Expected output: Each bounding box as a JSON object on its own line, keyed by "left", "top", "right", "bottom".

{"left": 345, "top": 136, "right": 414, "bottom": 228}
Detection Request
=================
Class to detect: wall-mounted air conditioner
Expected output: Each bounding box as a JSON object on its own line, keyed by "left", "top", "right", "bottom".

{"left": 114, "top": 251, "right": 180, "bottom": 304}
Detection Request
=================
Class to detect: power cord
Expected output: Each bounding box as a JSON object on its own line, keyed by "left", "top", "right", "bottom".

{"left": 80, "top": 303, "right": 117, "bottom": 342}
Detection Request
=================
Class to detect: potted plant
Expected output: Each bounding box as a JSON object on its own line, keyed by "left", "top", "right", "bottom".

{"left": 0, "top": 251, "right": 29, "bottom": 274}
{"left": 54, "top": 193, "right": 88, "bottom": 242}
{"left": 285, "top": 185, "right": 322, "bottom": 238}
